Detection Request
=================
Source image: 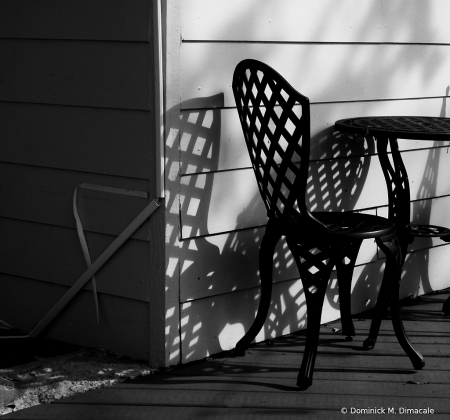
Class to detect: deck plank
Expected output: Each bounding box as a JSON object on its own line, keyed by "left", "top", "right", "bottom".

{"left": 3, "top": 291, "right": 450, "bottom": 419}
{"left": 7, "top": 404, "right": 445, "bottom": 420}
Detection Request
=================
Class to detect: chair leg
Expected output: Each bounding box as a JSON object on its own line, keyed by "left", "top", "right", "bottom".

{"left": 443, "top": 296, "right": 450, "bottom": 315}
{"left": 363, "top": 266, "right": 392, "bottom": 350}
{"left": 296, "top": 278, "right": 329, "bottom": 390}
{"left": 372, "top": 236, "right": 424, "bottom": 369}
{"left": 233, "top": 223, "right": 281, "bottom": 356}
{"left": 335, "top": 241, "right": 362, "bottom": 339}
{"left": 287, "top": 240, "right": 334, "bottom": 390}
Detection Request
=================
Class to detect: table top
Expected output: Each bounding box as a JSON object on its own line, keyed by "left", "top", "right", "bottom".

{"left": 335, "top": 116, "right": 450, "bottom": 140}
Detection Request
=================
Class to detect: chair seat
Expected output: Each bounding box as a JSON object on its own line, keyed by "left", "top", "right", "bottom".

{"left": 315, "top": 212, "right": 396, "bottom": 238}
{"left": 279, "top": 211, "right": 396, "bottom": 240}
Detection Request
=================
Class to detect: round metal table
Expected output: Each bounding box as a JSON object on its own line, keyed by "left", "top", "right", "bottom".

{"left": 335, "top": 116, "right": 450, "bottom": 315}
{"left": 335, "top": 116, "right": 450, "bottom": 141}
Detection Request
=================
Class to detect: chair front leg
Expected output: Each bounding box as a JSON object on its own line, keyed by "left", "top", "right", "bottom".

{"left": 233, "top": 221, "right": 281, "bottom": 356}
{"left": 287, "top": 239, "right": 334, "bottom": 390}
{"left": 296, "top": 274, "right": 330, "bottom": 390}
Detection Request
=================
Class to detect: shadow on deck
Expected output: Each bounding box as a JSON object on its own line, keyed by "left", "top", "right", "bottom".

{"left": 3, "top": 290, "right": 450, "bottom": 419}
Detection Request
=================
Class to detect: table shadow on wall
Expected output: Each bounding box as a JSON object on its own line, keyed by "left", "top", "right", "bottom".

{"left": 350, "top": 92, "right": 449, "bottom": 315}
{"left": 348, "top": 142, "right": 442, "bottom": 320}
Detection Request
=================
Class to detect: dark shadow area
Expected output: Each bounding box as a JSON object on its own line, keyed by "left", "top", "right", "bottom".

{"left": 0, "top": 321, "right": 79, "bottom": 369}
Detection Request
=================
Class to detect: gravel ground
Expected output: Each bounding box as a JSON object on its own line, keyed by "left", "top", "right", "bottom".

{"left": 0, "top": 326, "right": 153, "bottom": 415}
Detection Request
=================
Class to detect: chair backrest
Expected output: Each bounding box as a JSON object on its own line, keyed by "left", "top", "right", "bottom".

{"left": 232, "top": 59, "right": 312, "bottom": 221}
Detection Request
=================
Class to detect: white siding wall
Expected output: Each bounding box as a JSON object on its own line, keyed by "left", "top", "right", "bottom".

{"left": 164, "top": 0, "right": 450, "bottom": 366}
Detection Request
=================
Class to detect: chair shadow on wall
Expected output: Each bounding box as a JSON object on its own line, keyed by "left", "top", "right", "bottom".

{"left": 166, "top": 94, "right": 385, "bottom": 363}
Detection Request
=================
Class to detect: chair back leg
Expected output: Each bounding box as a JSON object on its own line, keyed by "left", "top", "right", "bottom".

{"left": 335, "top": 240, "right": 363, "bottom": 339}
{"left": 287, "top": 239, "right": 335, "bottom": 389}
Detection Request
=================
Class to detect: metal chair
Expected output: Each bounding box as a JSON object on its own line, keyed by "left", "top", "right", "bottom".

{"left": 231, "top": 59, "right": 424, "bottom": 389}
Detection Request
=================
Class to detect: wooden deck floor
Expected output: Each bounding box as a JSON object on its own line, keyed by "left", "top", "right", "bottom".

{"left": 4, "top": 291, "right": 450, "bottom": 419}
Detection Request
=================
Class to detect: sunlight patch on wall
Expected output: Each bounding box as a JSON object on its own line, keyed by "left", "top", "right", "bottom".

{"left": 218, "top": 322, "right": 245, "bottom": 350}
{"left": 166, "top": 257, "right": 179, "bottom": 278}
{"left": 289, "top": 279, "right": 303, "bottom": 297}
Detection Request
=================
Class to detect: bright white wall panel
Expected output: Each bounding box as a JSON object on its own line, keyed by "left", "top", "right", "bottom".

{"left": 182, "top": 0, "right": 382, "bottom": 43}
{"left": 382, "top": 0, "right": 450, "bottom": 44}
{"left": 182, "top": 0, "right": 450, "bottom": 44}
{"left": 181, "top": 44, "right": 450, "bottom": 108}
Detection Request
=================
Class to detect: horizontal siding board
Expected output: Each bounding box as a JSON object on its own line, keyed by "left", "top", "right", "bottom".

{"left": 180, "top": 158, "right": 383, "bottom": 236}
{"left": 0, "top": 163, "right": 152, "bottom": 240}
{"left": 0, "top": 218, "right": 150, "bottom": 302}
{"left": 382, "top": 0, "right": 450, "bottom": 44}
{"left": 182, "top": 0, "right": 383, "bottom": 43}
{"left": 179, "top": 225, "right": 377, "bottom": 302}
{"left": 179, "top": 229, "right": 297, "bottom": 301}
{"left": 182, "top": 0, "right": 450, "bottom": 44}
{"left": 0, "top": 40, "right": 152, "bottom": 110}
{"left": 179, "top": 149, "right": 450, "bottom": 238}
{"left": 0, "top": 103, "right": 152, "bottom": 178}
{"left": 0, "top": 274, "right": 151, "bottom": 361}
{"left": 181, "top": 44, "right": 450, "bottom": 108}
{"left": 179, "top": 98, "right": 448, "bottom": 175}
{"left": 0, "top": 0, "right": 151, "bottom": 42}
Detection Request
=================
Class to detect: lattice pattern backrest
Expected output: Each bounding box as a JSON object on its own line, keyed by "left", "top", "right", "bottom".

{"left": 232, "top": 59, "right": 311, "bottom": 219}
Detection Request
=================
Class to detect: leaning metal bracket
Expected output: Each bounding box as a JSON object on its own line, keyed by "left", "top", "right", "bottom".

{"left": 73, "top": 183, "right": 150, "bottom": 324}
{"left": 29, "top": 184, "right": 160, "bottom": 338}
